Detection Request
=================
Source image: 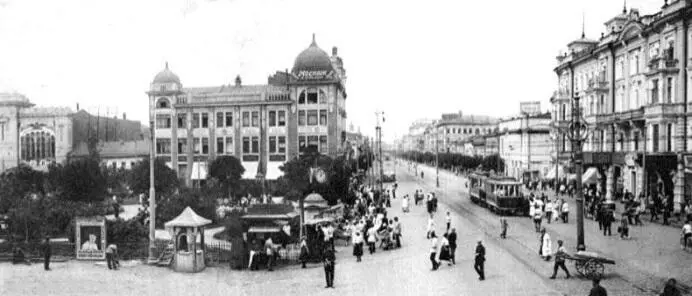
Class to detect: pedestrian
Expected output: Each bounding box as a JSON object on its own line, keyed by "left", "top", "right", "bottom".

{"left": 561, "top": 199, "right": 569, "bottom": 223}
{"left": 41, "top": 236, "right": 51, "bottom": 271}
{"left": 500, "top": 218, "right": 508, "bottom": 239}
{"left": 634, "top": 200, "right": 644, "bottom": 226}
{"left": 661, "top": 278, "right": 681, "bottom": 296}
{"left": 439, "top": 233, "right": 452, "bottom": 266}
{"left": 539, "top": 228, "right": 552, "bottom": 261}
{"left": 448, "top": 228, "right": 457, "bottom": 265}
{"left": 393, "top": 217, "right": 402, "bottom": 248}
{"left": 265, "top": 237, "right": 275, "bottom": 271}
{"left": 533, "top": 202, "right": 543, "bottom": 232}
{"left": 663, "top": 198, "right": 671, "bottom": 226}
{"left": 429, "top": 231, "right": 439, "bottom": 270}
{"left": 596, "top": 204, "right": 604, "bottom": 230}
{"left": 588, "top": 278, "right": 608, "bottom": 296}
{"left": 650, "top": 196, "right": 660, "bottom": 222}
{"left": 618, "top": 216, "right": 629, "bottom": 240}
{"left": 402, "top": 195, "right": 410, "bottom": 213}
{"left": 545, "top": 199, "right": 553, "bottom": 224}
{"left": 681, "top": 220, "right": 692, "bottom": 250}
{"left": 603, "top": 210, "right": 613, "bottom": 236}
{"left": 367, "top": 225, "right": 377, "bottom": 254}
{"left": 426, "top": 216, "right": 435, "bottom": 239}
{"left": 299, "top": 237, "right": 310, "bottom": 268}
{"left": 352, "top": 231, "right": 364, "bottom": 262}
{"left": 474, "top": 239, "right": 485, "bottom": 281}
{"left": 445, "top": 211, "right": 452, "bottom": 231}
{"left": 105, "top": 244, "right": 119, "bottom": 270}
{"left": 549, "top": 240, "right": 570, "bottom": 279}
{"left": 323, "top": 247, "right": 336, "bottom": 288}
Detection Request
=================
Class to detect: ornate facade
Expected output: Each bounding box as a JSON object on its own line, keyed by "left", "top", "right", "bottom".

{"left": 552, "top": 1, "right": 692, "bottom": 210}
{"left": 147, "top": 35, "right": 349, "bottom": 186}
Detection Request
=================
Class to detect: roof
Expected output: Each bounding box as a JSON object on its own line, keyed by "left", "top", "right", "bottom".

{"left": 241, "top": 212, "right": 300, "bottom": 220}
{"left": 71, "top": 140, "right": 150, "bottom": 158}
{"left": 292, "top": 34, "right": 334, "bottom": 74}
{"left": 184, "top": 84, "right": 289, "bottom": 96}
{"left": 248, "top": 226, "right": 282, "bottom": 233}
{"left": 164, "top": 207, "right": 212, "bottom": 228}
{"left": 152, "top": 62, "right": 181, "bottom": 84}
{"left": 0, "top": 92, "right": 33, "bottom": 108}
{"left": 436, "top": 114, "right": 498, "bottom": 127}
{"left": 304, "top": 193, "right": 326, "bottom": 203}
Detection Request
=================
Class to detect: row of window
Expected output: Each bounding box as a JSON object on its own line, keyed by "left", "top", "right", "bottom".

{"left": 297, "top": 109, "right": 328, "bottom": 126}
{"left": 444, "top": 127, "right": 492, "bottom": 135}
{"left": 156, "top": 110, "right": 289, "bottom": 129}
{"left": 157, "top": 136, "right": 290, "bottom": 155}
{"left": 298, "top": 135, "right": 329, "bottom": 154}
{"left": 20, "top": 131, "right": 56, "bottom": 161}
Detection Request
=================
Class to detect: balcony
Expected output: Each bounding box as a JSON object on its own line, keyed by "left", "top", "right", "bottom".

{"left": 586, "top": 77, "right": 608, "bottom": 93}
{"left": 647, "top": 56, "right": 679, "bottom": 76}
{"left": 614, "top": 107, "right": 645, "bottom": 122}
{"left": 644, "top": 102, "right": 685, "bottom": 118}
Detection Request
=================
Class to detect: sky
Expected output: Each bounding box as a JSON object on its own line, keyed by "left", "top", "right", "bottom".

{"left": 0, "top": 0, "right": 665, "bottom": 142}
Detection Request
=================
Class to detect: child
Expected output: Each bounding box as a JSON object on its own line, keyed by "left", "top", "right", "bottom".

{"left": 446, "top": 212, "right": 452, "bottom": 231}
{"left": 500, "top": 218, "right": 508, "bottom": 239}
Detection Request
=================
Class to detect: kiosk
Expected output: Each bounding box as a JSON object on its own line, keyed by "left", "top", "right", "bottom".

{"left": 164, "top": 207, "right": 211, "bottom": 273}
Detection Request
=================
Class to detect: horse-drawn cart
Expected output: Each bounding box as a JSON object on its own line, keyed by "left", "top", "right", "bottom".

{"left": 565, "top": 251, "right": 615, "bottom": 279}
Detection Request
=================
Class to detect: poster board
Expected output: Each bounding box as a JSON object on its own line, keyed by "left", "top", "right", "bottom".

{"left": 75, "top": 217, "right": 107, "bottom": 260}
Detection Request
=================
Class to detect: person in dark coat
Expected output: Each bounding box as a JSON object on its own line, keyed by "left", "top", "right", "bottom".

{"left": 42, "top": 236, "right": 51, "bottom": 271}
{"left": 474, "top": 240, "right": 485, "bottom": 281}
{"left": 661, "top": 278, "right": 681, "bottom": 296}
{"left": 603, "top": 210, "right": 613, "bottom": 236}
{"left": 447, "top": 228, "right": 457, "bottom": 265}
{"left": 323, "top": 248, "right": 336, "bottom": 288}
{"left": 549, "top": 240, "right": 570, "bottom": 279}
{"left": 588, "top": 278, "right": 607, "bottom": 296}
{"left": 299, "top": 237, "right": 309, "bottom": 268}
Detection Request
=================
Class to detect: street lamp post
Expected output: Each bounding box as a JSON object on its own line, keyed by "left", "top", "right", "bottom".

{"left": 570, "top": 96, "right": 588, "bottom": 251}
{"left": 435, "top": 133, "right": 440, "bottom": 188}
{"left": 375, "top": 111, "right": 385, "bottom": 194}
{"left": 147, "top": 122, "right": 157, "bottom": 263}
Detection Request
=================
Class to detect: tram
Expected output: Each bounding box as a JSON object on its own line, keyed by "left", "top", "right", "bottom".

{"left": 467, "top": 172, "right": 528, "bottom": 216}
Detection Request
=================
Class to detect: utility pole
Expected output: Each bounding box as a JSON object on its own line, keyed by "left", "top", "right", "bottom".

{"left": 147, "top": 120, "right": 157, "bottom": 263}
{"left": 571, "top": 96, "right": 587, "bottom": 251}
{"left": 435, "top": 126, "right": 440, "bottom": 188}
{"left": 375, "top": 111, "right": 385, "bottom": 194}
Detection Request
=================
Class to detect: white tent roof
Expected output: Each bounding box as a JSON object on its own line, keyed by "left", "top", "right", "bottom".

{"left": 582, "top": 167, "right": 600, "bottom": 184}
{"left": 164, "top": 206, "right": 212, "bottom": 228}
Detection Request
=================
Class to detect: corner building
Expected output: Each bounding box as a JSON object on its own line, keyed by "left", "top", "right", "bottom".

{"left": 552, "top": 2, "right": 692, "bottom": 212}
{"left": 147, "top": 35, "right": 348, "bottom": 186}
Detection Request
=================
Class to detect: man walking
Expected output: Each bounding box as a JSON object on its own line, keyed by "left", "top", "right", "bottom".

{"left": 549, "top": 240, "right": 570, "bottom": 279}
{"left": 393, "top": 217, "right": 402, "bottom": 248}
{"left": 429, "top": 231, "right": 439, "bottom": 270}
{"left": 603, "top": 210, "right": 613, "bottom": 236}
{"left": 448, "top": 228, "right": 457, "bottom": 265}
{"left": 474, "top": 240, "right": 485, "bottom": 280}
{"left": 323, "top": 247, "right": 335, "bottom": 288}
{"left": 41, "top": 236, "right": 51, "bottom": 271}
{"left": 588, "top": 278, "right": 608, "bottom": 296}
{"left": 105, "top": 244, "right": 118, "bottom": 270}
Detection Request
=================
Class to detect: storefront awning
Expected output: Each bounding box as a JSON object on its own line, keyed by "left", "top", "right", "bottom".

{"left": 242, "top": 161, "right": 258, "bottom": 179}
{"left": 582, "top": 167, "right": 600, "bottom": 184}
{"left": 248, "top": 226, "right": 281, "bottom": 233}
{"left": 190, "top": 162, "right": 208, "bottom": 180}
{"left": 543, "top": 166, "right": 565, "bottom": 180}
{"left": 266, "top": 161, "right": 284, "bottom": 180}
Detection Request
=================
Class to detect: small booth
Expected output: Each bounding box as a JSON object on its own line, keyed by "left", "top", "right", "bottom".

{"left": 164, "top": 207, "right": 212, "bottom": 273}
{"left": 303, "top": 193, "right": 329, "bottom": 221}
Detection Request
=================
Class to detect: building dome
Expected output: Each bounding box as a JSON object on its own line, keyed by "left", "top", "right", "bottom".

{"left": 304, "top": 192, "right": 326, "bottom": 203}
{"left": 152, "top": 62, "right": 180, "bottom": 84}
{"left": 292, "top": 34, "right": 334, "bottom": 74}
{"left": 0, "top": 92, "right": 33, "bottom": 107}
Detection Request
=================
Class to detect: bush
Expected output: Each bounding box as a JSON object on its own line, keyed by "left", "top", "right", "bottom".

{"left": 106, "top": 218, "right": 148, "bottom": 260}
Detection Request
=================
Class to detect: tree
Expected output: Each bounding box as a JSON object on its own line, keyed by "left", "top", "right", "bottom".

{"left": 0, "top": 164, "right": 45, "bottom": 213}
{"left": 208, "top": 156, "right": 244, "bottom": 199}
{"left": 128, "top": 157, "right": 180, "bottom": 201}
{"left": 155, "top": 187, "right": 216, "bottom": 228}
{"left": 51, "top": 157, "right": 108, "bottom": 202}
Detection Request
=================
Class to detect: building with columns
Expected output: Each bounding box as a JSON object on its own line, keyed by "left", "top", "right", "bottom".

{"left": 497, "top": 109, "right": 552, "bottom": 181}
{"left": 147, "top": 35, "right": 348, "bottom": 186}
{"left": 552, "top": 1, "right": 692, "bottom": 211}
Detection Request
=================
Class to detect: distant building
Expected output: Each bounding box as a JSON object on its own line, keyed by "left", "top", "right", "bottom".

{"left": 498, "top": 110, "right": 553, "bottom": 182}
{"left": 147, "top": 35, "right": 349, "bottom": 186}
{"left": 434, "top": 111, "right": 498, "bottom": 153}
{"left": 0, "top": 92, "right": 148, "bottom": 173}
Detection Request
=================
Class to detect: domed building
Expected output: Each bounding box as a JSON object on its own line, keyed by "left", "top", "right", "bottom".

{"left": 147, "top": 35, "right": 348, "bottom": 187}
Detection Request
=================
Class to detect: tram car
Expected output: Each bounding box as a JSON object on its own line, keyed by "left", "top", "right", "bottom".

{"left": 467, "top": 172, "right": 528, "bottom": 216}
{"left": 467, "top": 172, "right": 488, "bottom": 204}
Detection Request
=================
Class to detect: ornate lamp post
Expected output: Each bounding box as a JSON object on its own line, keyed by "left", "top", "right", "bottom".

{"left": 568, "top": 96, "right": 589, "bottom": 251}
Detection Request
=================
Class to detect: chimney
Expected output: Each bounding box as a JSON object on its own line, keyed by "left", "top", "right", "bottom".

{"left": 332, "top": 46, "right": 338, "bottom": 56}
{"left": 123, "top": 113, "right": 127, "bottom": 120}
{"left": 235, "top": 75, "right": 242, "bottom": 87}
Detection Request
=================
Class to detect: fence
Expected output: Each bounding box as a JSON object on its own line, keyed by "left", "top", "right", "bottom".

{"left": 204, "top": 241, "right": 233, "bottom": 266}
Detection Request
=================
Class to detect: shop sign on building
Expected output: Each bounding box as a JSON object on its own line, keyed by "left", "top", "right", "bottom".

{"left": 519, "top": 101, "right": 541, "bottom": 115}
{"left": 297, "top": 70, "right": 328, "bottom": 80}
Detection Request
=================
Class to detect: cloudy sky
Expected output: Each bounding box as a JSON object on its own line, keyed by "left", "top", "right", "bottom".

{"left": 0, "top": 0, "right": 664, "bottom": 141}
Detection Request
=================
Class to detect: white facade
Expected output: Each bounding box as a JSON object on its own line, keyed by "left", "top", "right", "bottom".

{"left": 498, "top": 114, "right": 552, "bottom": 181}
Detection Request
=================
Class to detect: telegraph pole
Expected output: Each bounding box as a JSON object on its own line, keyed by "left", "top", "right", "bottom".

{"left": 375, "top": 111, "right": 385, "bottom": 194}
{"left": 572, "top": 96, "right": 586, "bottom": 251}
{"left": 147, "top": 121, "right": 157, "bottom": 263}
{"left": 436, "top": 126, "right": 440, "bottom": 188}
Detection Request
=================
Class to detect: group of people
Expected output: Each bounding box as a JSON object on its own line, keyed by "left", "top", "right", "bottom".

{"left": 528, "top": 193, "right": 570, "bottom": 232}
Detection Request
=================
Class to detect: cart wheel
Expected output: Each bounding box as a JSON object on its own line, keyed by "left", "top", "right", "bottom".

{"left": 584, "top": 260, "right": 604, "bottom": 279}
{"left": 575, "top": 260, "right": 585, "bottom": 276}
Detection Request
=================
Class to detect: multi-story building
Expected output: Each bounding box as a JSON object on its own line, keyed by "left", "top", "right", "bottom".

{"left": 552, "top": 2, "right": 692, "bottom": 211}
{"left": 402, "top": 118, "right": 435, "bottom": 152}
{"left": 434, "top": 111, "right": 498, "bottom": 153}
{"left": 147, "top": 35, "right": 348, "bottom": 186}
{"left": 498, "top": 109, "right": 552, "bottom": 181}
{"left": 0, "top": 92, "right": 148, "bottom": 173}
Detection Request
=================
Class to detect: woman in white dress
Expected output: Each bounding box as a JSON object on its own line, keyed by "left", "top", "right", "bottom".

{"left": 402, "top": 195, "right": 410, "bottom": 213}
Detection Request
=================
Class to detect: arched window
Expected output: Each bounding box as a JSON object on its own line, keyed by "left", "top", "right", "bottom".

{"left": 20, "top": 129, "right": 57, "bottom": 162}
{"left": 157, "top": 98, "right": 170, "bottom": 108}
{"left": 298, "top": 91, "right": 306, "bottom": 104}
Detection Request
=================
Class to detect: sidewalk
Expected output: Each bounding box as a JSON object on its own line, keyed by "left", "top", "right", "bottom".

{"left": 405, "top": 161, "right": 686, "bottom": 295}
